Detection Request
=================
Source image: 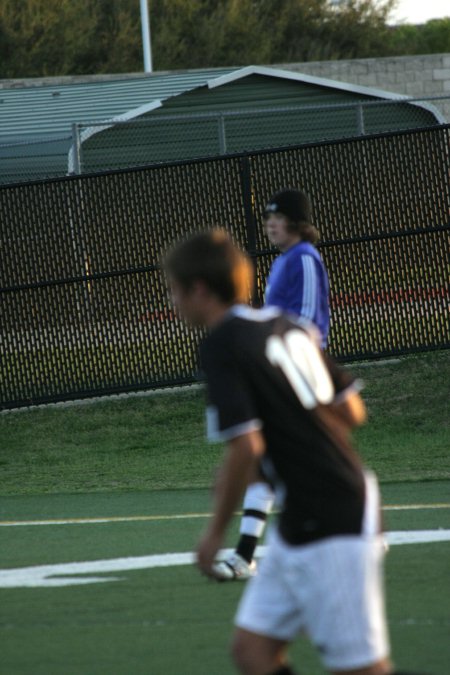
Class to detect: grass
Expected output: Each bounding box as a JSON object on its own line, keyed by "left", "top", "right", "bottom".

{"left": 0, "top": 487, "right": 449, "bottom": 675}
{"left": 0, "top": 387, "right": 214, "bottom": 495}
{"left": 1, "top": 545, "right": 449, "bottom": 675}
{"left": 0, "top": 352, "right": 449, "bottom": 674}
{"left": 1, "top": 350, "right": 449, "bottom": 496}
{"left": 354, "top": 349, "right": 450, "bottom": 481}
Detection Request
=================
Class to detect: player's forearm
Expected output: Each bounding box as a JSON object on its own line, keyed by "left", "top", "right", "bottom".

{"left": 210, "top": 455, "right": 257, "bottom": 534}
{"left": 331, "top": 392, "right": 367, "bottom": 428}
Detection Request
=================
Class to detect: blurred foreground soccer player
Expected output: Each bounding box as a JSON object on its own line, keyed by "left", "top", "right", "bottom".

{"left": 215, "top": 188, "right": 331, "bottom": 581}
{"left": 165, "top": 230, "right": 421, "bottom": 675}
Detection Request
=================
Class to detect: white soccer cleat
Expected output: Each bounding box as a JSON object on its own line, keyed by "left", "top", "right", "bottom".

{"left": 212, "top": 554, "right": 257, "bottom": 581}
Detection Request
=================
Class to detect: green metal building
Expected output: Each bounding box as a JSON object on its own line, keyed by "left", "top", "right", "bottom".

{"left": 0, "top": 65, "right": 444, "bottom": 185}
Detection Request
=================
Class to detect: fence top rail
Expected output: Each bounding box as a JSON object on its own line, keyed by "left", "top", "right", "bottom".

{"left": 1, "top": 122, "right": 449, "bottom": 192}
{"left": 0, "top": 134, "right": 72, "bottom": 149}
{"left": 2, "top": 93, "right": 448, "bottom": 150}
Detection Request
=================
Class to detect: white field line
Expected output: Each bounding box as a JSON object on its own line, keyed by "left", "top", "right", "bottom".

{"left": 1, "top": 531, "right": 449, "bottom": 588}
{"left": 384, "top": 503, "right": 450, "bottom": 511}
{"left": 0, "top": 503, "right": 449, "bottom": 528}
{"left": 0, "top": 513, "right": 213, "bottom": 527}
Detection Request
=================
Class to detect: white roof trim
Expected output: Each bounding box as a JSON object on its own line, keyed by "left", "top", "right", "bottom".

{"left": 208, "top": 65, "right": 257, "bottom": 89}
{"left": 409, "top": 99, "right": 446, "bottom": 124}
{"left": 67, "top": 99, "right": 162, "bottom": 174}
{"left": 114, "top": 98, "right": 163, "bottom": 121}
{"left": 208, "top": 64, "right": 406, "bottom": 100}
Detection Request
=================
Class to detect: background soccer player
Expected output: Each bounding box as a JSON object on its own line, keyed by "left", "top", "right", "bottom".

{"left": 165, "top": 230, "right": 419, "bottom": 675}
{"left": 215, "top": 188, "right": 330, "bottom": 581}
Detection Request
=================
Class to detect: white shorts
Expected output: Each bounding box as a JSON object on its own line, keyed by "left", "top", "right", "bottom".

{"left": 235, "top": 529, "right": 390, "bottom": 671}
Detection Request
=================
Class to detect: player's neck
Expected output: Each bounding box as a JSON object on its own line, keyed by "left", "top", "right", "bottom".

{"left": 279, "top": 235, "right": 302, "bottom": 253}
{"left": 204, "top": 301, "right": 232, "bottom": 329}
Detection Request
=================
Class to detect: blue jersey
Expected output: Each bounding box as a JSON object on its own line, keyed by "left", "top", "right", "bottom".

{"left": 265, "top": 241, "right": 330, "bottom": 347}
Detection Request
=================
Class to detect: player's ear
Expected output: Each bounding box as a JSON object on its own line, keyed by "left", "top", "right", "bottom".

{"left": 189, "top": 279, "right": 210, "bottom": 301}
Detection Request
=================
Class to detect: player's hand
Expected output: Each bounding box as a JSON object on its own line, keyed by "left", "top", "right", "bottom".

{"left": 196, "top": 527, "right": 224, "bottom": 578}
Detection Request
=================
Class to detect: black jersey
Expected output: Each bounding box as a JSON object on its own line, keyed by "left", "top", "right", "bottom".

{"left": 201, "top": 305, "right": 370, "bottom": 546}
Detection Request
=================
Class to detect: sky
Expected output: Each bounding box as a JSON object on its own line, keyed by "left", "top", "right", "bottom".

{"left": 389, "top": 0, "right": 450, "bottom": 25}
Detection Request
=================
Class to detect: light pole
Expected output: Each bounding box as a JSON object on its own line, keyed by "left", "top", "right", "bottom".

{"left": 140, "top": 0, "right": 153, "bottom": 73}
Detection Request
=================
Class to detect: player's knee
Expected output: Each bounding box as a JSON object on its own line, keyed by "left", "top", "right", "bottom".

{"left": 231, "top": 630, "right": 283, "bottom": 675}
{"left": 231, "top": 631, "right": 257, "bottom": 673}
{"left": 231, "top": 632, "right": 248, "bottom": 671}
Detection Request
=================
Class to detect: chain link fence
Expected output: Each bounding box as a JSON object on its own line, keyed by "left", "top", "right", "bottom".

{"left": 1, "top": 124, "right": 449, "bottom": 409}
{"left": 1, "top": 95, "right": 450, "bottom": 186}
{"left": 70, "top": 95, "right": 450, "bottom": 174}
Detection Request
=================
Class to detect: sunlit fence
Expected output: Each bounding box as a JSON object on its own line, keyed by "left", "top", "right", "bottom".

{"left": 1, "top": 124, "right": 449, "bottom": 409}
{"left": 69, "top": 95, "right": 449, "bottom": 175}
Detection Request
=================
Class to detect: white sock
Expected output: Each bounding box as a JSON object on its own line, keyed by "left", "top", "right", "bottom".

{"left": 240, "top": 482, "right": 275, "bottom": 538}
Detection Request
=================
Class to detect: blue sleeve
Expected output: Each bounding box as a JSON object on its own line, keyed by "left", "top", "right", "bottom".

{"left": 265, "top": 257, "right": 297, "bottom": 312}
{"left": 266, "top": 253, "right": 310, "bottom": 316}
{"left": 266, "top": 251, "right": 329, "bottom": 346}
{"left": 289, "top": 254, "right": 319, "bottom": 321}
{"left": 272, "top": 252, "right": 322, "bottom": 310}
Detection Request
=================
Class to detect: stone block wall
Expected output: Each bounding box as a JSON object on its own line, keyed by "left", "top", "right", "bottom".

{"left": 279, "top": 53, "right": 450, "bottom": 121}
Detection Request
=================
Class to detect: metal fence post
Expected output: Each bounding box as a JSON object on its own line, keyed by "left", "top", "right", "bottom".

{"left": 70, "top": 125, "right": 91, "bottom": 321}
{"left": 218, "top": 115, "right": 227, "bottom": 154}
{"left": 240, "top": 155, "right": 259, "bottom": 305}
{"left": 356, "top": 104, "right": 366, "bottom": 136}
{"left": 240, "top": 156, "right": 256, "bottom": 252}
{"left": 71, "top": 123, "right": 82, "bottom": 174}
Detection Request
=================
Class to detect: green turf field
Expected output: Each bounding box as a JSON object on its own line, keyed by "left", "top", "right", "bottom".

{"left": 1, "top": 351, "right": 449, "bottom": 674}
{"left": 1, "top": 485, "right": 449, "bottom": 675}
